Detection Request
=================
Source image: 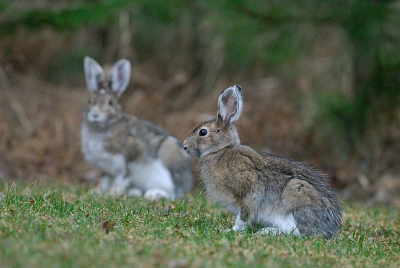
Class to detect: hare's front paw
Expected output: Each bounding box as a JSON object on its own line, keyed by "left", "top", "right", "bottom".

{"left": 144, "top": 189, "right": 170, "bottom": 201}
{"left": 232, "top": 213, "right": 248, "bottom": 231}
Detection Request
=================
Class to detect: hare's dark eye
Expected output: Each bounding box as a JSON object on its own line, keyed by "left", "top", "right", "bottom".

{"left": 199, "top": 129, "right": 208, "bottom": 136}
{"left": 109, "top": 99, "right": 113, "bottom": 105}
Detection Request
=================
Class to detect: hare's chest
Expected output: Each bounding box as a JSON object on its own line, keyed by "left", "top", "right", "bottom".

{"left": 200, "top": 166, "right": 240, "bottom": 214}
{"left": 81, "top": 125, "right": 125, "bottom": 175}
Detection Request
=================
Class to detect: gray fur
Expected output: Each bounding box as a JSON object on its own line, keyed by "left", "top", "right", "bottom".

{"left": 183, "top": 85, "right": 342, "bottom": 238}
{"left": 82, "top": 57, "right": 193, "bottom": 200}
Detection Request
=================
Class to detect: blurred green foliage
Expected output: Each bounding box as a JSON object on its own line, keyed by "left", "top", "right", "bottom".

{"left": 0, "top": 0, "right": 130, "bottom": 34}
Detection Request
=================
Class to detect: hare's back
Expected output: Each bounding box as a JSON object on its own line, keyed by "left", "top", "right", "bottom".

{"left": 260, "top": 152, "right": 332, "bottom": 195}
{"left": 130, "top": 116, "right": 171, "bottom": 137}
{"left": 259, "top": 151, "right": 339, "bottom": 200}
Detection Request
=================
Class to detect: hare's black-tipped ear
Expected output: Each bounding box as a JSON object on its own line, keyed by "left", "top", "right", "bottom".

{"left": 109, "top": 59, "right": 131, "bottom": 96}
{"left": 217, "top": 85, "right": 243, "bottom": 125}
{"left": 84, "top": 57, "right": 104, "bottom": 92}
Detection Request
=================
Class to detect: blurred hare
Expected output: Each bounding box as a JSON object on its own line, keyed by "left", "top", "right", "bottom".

{"left": 81, "top": 57, "right": 193, "bottom": 200}
{"left": 183, "top": 85, "right": 342, "bottom": 238}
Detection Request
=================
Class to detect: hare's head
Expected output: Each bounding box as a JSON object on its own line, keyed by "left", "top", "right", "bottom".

{"left": 83, "top": 57, "right": 131, "bottom": 127}
{"left": 183, "top": 85, "right": 243, "bottom": 158}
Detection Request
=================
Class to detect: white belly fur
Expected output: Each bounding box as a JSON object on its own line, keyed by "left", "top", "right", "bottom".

{"left": 258, "top": 209, "right": 300, "bottom": 235}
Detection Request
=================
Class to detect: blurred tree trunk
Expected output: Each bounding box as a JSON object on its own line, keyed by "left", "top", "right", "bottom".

{"left": 119, "top": 10, "right": 131, "bottom": 60}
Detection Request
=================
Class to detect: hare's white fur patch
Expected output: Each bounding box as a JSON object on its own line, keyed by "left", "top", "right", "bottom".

{"left": 258, "top": 211, "right": 300, "bottom": 236}
{"left": 128, "top": 159, "right": 175, "bottom": 199}
{"left": 231, "top": 210, "right": 299, "bottom": 235}
{"left": 128, "top": 188, "right": 143, "bottom": 197}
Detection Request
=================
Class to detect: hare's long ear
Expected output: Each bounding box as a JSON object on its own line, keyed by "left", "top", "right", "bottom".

{"left": 217, "top": 85, "right": 243, "bottom": 126}
{"left": 109, "top": 59, "right": 131, "bottom": 96}
{"left": 84, "top": 57, "right": 104, "bottom": 92}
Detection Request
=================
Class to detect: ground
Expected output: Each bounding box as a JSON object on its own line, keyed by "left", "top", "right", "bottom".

{"left": 0, "top": 181, "right": 399, "bottom": 268}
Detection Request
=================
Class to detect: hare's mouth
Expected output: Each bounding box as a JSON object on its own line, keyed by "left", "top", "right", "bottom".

{"left": 87, "top": 112, "right": 107, "bottom": 123}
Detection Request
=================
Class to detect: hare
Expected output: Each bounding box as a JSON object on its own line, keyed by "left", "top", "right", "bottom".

{"left": 183, "top": 85, "right": 342, "bottom": 238}
{"left": 81, "top": 57, "right": 193, "bottom": 200}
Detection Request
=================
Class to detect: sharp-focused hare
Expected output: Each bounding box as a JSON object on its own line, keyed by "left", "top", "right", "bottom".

{"left": 81, "top": 57, "right": 193, "bottom": 200}
{"left": 183, "top": 85, "right": 342, "bottom": 238}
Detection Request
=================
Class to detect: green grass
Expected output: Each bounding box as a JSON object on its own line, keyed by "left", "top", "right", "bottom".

{"left": 0, "top": 181, "right": 399, "bottom": 268}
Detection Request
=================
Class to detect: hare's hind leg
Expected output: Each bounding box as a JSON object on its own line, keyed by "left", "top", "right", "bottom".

{"left": 282, "top": 178, "right": 341, "bottom": 238}
{"left": 129, "top": 159, "right": 175, "bottom": 200}
{"left": 257, "top": 227, "right": 284, "bottom": 236}
{"left": 292, "top": 206, "right": 341, "bottom": 238}
{"left": 144, "top": 188, "right": 170, "bottom": 201}
{"left": 127, "top": 188, "right": 143, "bottom": 197}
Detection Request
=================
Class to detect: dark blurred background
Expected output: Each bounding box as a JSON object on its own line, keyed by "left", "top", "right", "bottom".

{"left": 0, "top": 0, "right": 399, "bottom": 205}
